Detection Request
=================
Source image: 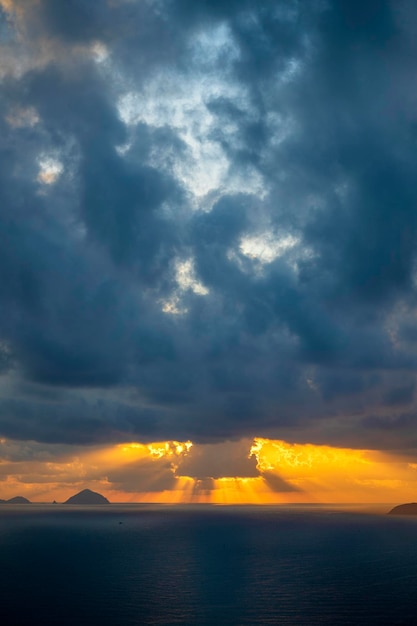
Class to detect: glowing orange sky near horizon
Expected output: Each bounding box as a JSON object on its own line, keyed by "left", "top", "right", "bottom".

{"left": 1, "top": 436, "right": 417, "bottom": 505}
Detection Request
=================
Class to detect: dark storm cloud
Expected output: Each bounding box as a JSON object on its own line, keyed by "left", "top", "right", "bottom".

{"left": 262, "top": 472, "right": 301, "bottom": 494}
{"left": 177, "top": 440, "right": 259, "bottom": 480}
{"left": 1, "top": 0, "right": 417, "bottom": 452}
{"left": 107, "top": 458, "right": 177, "bottom": 493}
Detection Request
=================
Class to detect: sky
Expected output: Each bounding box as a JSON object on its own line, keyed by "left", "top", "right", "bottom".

{"left": 1, "top": 0, "right": 417, "bottom": 504}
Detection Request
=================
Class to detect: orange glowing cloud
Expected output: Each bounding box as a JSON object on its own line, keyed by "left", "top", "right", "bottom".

{"left": 1, "top": 436, "right": 417, "bottom": 505}
{"left": 250, "top": 438, "right": 417, "bottom": 503}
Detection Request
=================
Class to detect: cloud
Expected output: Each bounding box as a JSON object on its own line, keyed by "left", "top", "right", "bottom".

{"left": 176, "top": 440, "right": 259, "bottom": 479}
{"left": 262, "top": 472, "right": 301, "bottom": 493}
{"left": 106, "top": 458, "right": 177, "bottom": 493}
{"left": 0, "top": 0, "right": 417, "bottom": 455}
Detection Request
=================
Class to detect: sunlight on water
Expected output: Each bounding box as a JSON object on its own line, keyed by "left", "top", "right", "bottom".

{"left": 0, "top": 505, "right": 417, "bottom": 625}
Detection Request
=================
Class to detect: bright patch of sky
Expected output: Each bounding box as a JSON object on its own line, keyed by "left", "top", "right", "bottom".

{"left": 240, "top": 232, "right": 299, "bottom": 264}
{"left": 228, "top": 229, "right": 316, "bottom": 278}
{"left": 117, "top": 23, "right": 265, "bottom": 202}
{"left": 37, "top": 155, "right": 63, "bottom": 185}
{"left": 90, "top": 41, "right": 109, "bottom": 64}
{"left": 175, "top": 259, "right": 209, "bottom": 295}
{"left": 161, "top": 257, "right": 209, "bottom": 315}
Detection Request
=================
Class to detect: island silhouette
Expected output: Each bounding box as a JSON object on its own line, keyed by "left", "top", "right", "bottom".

{"left": 388, "top": 503, "right": 417, "bottom": 515}
{"left": 0, "top": 496, "right": 31, "bottom": 504}
{"left": 0, "top": 490, "right": 110, "bottom": 504}
{"left": 64, "top": 489, "right": 110, "bottom": 504}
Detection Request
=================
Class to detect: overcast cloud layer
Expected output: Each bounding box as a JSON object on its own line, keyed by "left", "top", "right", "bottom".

{"left": 2, "top": 0, "right": 417, "bottom": 452}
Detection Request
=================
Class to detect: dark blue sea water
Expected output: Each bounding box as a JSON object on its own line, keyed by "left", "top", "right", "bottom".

{"left": 1, "top": 504, "right": 417, "bottom": 625}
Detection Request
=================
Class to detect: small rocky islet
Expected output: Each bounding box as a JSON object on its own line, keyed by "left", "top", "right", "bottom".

{"left": 64, "top": 489, "right": 110, "bottom": 504}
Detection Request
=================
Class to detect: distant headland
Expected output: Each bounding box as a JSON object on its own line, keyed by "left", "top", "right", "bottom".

{"left": 0, "top": 496, "right": 31, "bottom": 504}
{"left": 64, "top": 489, "right": 110, "bottom": 504}
{"left": 388, "top": 503, "right": 417, "bottom": 516}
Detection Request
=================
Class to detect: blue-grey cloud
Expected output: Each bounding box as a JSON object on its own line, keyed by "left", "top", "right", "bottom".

{"left": 1, "top": 0, "right": 417, "bottom": 452}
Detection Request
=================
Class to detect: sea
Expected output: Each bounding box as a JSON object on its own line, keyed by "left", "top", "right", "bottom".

{"left": 1, "top": 504, "right": 417, "bottom": 625}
